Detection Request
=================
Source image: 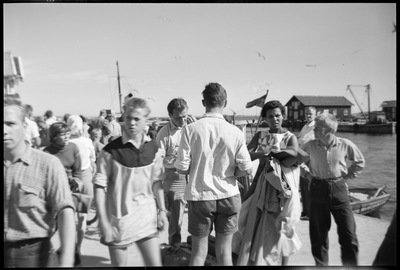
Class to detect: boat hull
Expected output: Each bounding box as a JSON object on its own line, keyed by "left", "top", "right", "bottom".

{"left": 338, "top": 122, "right": 396, "bottom": 134}
{"left": 349, "top": 186, "right": 390, "bottom": 216}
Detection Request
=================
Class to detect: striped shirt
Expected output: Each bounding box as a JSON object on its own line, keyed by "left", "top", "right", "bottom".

{"left": 4, "top": 147, "right": 75, "bottom": 242}
{"left": 174, "top": 112, "right": 253, "bottom": 201}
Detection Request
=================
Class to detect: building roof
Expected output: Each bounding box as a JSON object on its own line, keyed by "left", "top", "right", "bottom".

{"left": 286, "top": 95, "right": 353, "bottom": 107}
{"left": 380, "top": 100, "right": 396, "bottom": 108}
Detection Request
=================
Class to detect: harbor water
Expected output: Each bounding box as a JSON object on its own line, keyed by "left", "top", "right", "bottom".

{"left": 245, "top": 127, "right": 397, "bottom": 222}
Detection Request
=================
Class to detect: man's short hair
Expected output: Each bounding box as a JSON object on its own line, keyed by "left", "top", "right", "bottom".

{"left": 4, "top": 95, "right": 26, "bottom": 121}
{"left": 315, "top": 113, "right": 338, "bottom": 133}
{"left": 167, "top": 98, "right": 188, "bottom": 115}
{"left": 202, "top": 82, "right": 227, "bottom": 108}
{"left": 305, "top": 106, "right": 316, "bottom": 112}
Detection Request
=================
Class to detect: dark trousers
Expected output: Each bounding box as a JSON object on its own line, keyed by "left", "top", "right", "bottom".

{"left": 4, "top": 237, "right": 58, "bottom": 268}
{"left": 309, "top": 178, "right": 359, "bottom": 266}
{"left": 165, "top": 190, "right": 186, "bottom": 245}
{"left": 299, "top": 176, "right": 311, "bottom": 216}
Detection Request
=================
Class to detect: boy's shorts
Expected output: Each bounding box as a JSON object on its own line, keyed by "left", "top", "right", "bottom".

{"left": 188, "top": 194, "right": 241, "bottom": 237}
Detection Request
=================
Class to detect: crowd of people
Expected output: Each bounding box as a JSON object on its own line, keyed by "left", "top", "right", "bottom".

{"left": 4, "top": 82, "right": 396, "bottom": 267}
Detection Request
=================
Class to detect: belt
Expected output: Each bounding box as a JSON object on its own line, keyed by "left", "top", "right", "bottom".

{"left": 314, "top": 176, "right": 343, "bottom": 182}
{"left": 5, "top": 237, "right": 49, "bottom": 249}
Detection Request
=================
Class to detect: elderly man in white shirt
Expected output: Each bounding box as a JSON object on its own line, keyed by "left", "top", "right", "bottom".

{"left": 174, "top": 83, "right": 253, "bottom": 266}
{"left": 297, "top": 106, "right": 316, "bottom": 220}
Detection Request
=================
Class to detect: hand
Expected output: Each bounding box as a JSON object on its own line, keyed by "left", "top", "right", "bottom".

{"left": 101, "top": 223, "right": 120, "bottom": 243}
{"left": 157, "top": 210, "right": 168, "bottom": 231}
{"left": 69, "top": 177, "right": 82, "bottom": 193}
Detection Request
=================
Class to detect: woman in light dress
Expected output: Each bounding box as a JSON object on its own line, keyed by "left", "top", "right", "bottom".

{"left": 232, "top": 100, "right": 302, "bottom": 266}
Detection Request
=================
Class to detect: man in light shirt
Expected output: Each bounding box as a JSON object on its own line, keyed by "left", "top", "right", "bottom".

{"left": 300, "top": 113, "right": 365, "bottom": 266}
{"left": 156, "top": 98, "right": 195, "bottom": 248}
{"left": 174, "top": 82, "right": 253, "bottom": 266}
{"left": 297, "top": 106, "right": 316, "bottom": 220}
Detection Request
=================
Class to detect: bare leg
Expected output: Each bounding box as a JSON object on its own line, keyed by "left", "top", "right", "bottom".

{"left": 137, "top": 237, "right": 162, "bottom": 266}
{"left": 189, "top": 235, "right": 209, "bottom": 266}
{"left": 76, "top": 213, "right": 87, "bottom": 255}
{"left": 108, "top": 247, "right": 128, "bottom": 266}
{"left": 215, "top": 232, "right": 233, "bottom": 266}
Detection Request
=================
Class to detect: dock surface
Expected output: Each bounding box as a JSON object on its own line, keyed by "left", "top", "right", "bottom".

{"left": 51, "top": 209, "right": 390, "bottom": 267}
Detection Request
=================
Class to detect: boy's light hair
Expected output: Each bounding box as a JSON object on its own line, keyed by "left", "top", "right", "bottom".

{"left": 123, "top": 97, "right": 151, "bottom": 117}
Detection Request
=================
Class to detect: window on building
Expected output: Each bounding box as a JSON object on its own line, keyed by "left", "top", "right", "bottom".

{"left": 294, "top": 111, "right": 298, "bottom": 120}
{"left": 293, "top": 101, "right": 300, "bottom": 109}
{"left": 289, "top": 110, "right": 292, "bottom": 117}
{"left": 332, "top": 109, "right": 337, "bottom": 116}
{"left": 344, "top": 109, "right": 348, "bottom": 116}
{"left": 323, "top": 109, "right": 329, "bottom": 114}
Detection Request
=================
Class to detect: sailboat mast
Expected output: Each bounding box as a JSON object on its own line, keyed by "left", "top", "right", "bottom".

{"left": 116, "top": 61, "right": 122, "bottom": 113}
{"left": 367, "top": 84, "right": 371, "bottom": 123}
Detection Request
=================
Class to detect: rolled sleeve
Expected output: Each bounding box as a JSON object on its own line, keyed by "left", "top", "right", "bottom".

{"left": 236, "top": 140, "right": 253, "bottom": 171}
{"left": 93, "top": 150, "right": 112, "bottom": 187}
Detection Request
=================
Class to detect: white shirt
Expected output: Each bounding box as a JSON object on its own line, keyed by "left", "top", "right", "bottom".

{"left": 297, "top": 120, "right": 315, "bottom": 146}
{"left": 174, "top": 112, "right": 253, "bottom": 201}
{"left": 24, "top": 117, "right": 40, "bottom": 146}
{"left": 70, "top": 136, "right": 96, "bottom": 171}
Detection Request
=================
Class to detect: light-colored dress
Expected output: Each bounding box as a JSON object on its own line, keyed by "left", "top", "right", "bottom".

{"left": 232, "top": 130, "right": 302, "bottom": 265}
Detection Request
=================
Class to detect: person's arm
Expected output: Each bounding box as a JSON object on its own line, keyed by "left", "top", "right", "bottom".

{"left": 343, "top": 140, "right": 366, "bottom": 180}
{"left": 270, "top": 134, "right": 299, "bottom": 167}
{"left": 57, "top": 207, "right": 76, "bottom": 267}
{"left": 152, "top": 180, "right": 168, "bottom": 231}
{"left": 174, "top": 126, "right": 191, "bottom": 175}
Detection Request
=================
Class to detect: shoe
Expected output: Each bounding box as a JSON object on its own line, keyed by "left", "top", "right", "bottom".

{"left": 300, "top": 215, "right": 309, "bottom": 221}
{"left": 74, "top": 253, "right": 81, "bottom": 266}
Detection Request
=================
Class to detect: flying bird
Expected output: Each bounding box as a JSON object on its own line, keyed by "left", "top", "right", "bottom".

{"left": 157, "top": 16, "right": 172, "bottom": 23}
{"left": 351, "top": 49, "right": 361, "bottom": 55}
{"left": 305, "top": 63, "right": 321, "bottom": 68}
{"left": 255, "top": 51, "right": 266, "bottom": 61}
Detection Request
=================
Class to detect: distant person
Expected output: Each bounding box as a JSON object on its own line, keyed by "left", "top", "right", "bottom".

{"left": 93, "top": 97, "right": 167, "bottom": 266}
{"left": 297, "top": 106, "right": 317, "bottom": 220}
{"left": 233, "top": 100, "right": 302, "bottom": 266}
{"left": 93, "top": 109, "right": 107, "bottom": 130}
{"left": 63, "top": 113, "right": 71, "bottom": 123}
{"left": 4, "top": 96, "right": 76, "bottom": 267}
{"left": 67, "top": 115, "right": 96, "bottom": 265}
{"left": 90, "top": 128, "right": 105, "bottom": 160}
{"left": 300, "top": 113, "right": 365, "bottom": 266}
{"left": 156, "top": 98, "right": 196, "bottom": 247}
{"left": 23, "top": 104, "right": 41, "bottom": 148}
{"left": 80, "top": 115, "right": 91, "bottom": 138}
{"left": 174, "top": 82, "right": 253, "bottom": 266}
{"left": 148, "top": 120, "right": 160, "bottom": 140}
{"left": 44, "top": 110, "right": 57, "bottom": 126}
{"left": 36, "top": 116, "right": 50, "bottom": 149}
{"left": 373, "top": 209, "right": 397, "bottom": 266}
{"left": 102, "top": 112, "right": 122, "bottom": 143}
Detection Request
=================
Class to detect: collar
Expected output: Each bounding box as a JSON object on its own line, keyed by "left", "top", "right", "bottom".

{"left": 168, "top": 120, "right": 182, "bottom": 131}
{"left": 307, "top": 120, "right": 315, "bottom": 127}
{"left": 202, "top": 112, "right": 225, "bottom": 119}
{"left": 121, "top": 130, "right": 151, "bottom": 146}
{"left": 316, "top": 135, "right": 338, "bottom": 149}
{"left": 8, "top": 144, "right": 33, "bottom": 166}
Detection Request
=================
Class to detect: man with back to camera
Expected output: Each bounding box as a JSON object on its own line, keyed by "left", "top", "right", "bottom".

{"left": 174, "top": 82, "right": 253, "bottom": 266}
{"left": 300, "top": 113, "right": 365, "bottom": 266}
{"left": 4, "top": 96, "right": 76, "bottom": 267}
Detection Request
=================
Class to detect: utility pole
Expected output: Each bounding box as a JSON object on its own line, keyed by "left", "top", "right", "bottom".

{"left": 116, "top": 61, "right": 122, "bottom": 114}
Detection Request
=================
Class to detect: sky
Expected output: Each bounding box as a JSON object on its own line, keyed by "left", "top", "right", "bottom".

{"left": 4, "top": 3, "right": 397, "bottom": 119}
